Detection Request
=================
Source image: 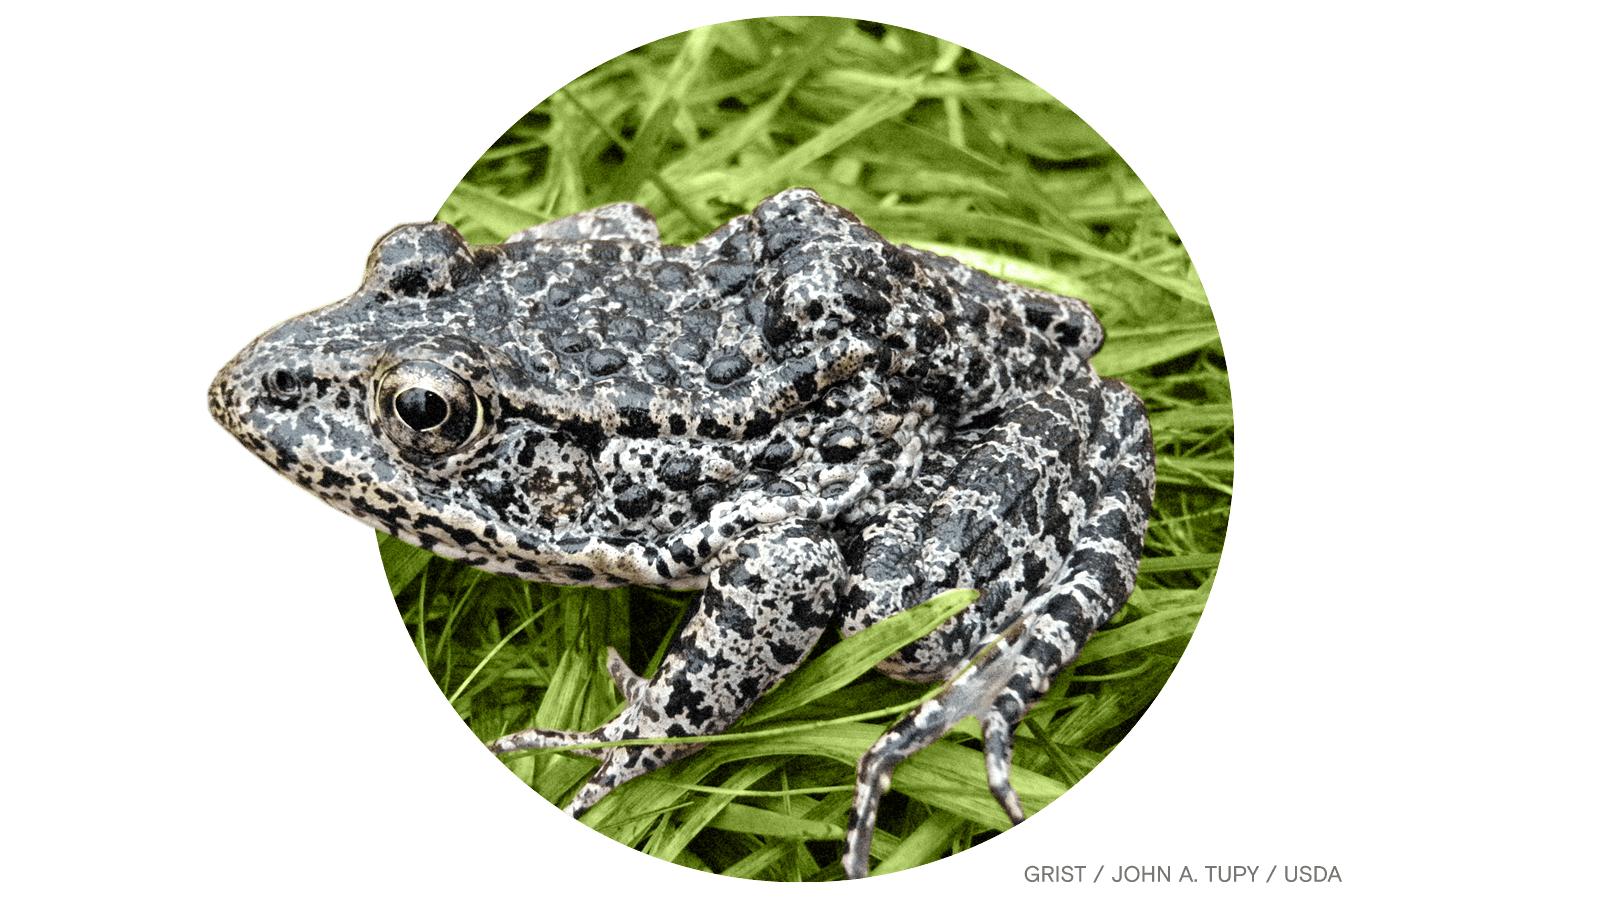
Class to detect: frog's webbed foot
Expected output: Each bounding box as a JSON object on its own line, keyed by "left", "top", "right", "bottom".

{"left": 488, "top": 521, "right": 841, "bottom": 819}
{"left": 838, "top": 379, "right": 1155, "bottom": 878}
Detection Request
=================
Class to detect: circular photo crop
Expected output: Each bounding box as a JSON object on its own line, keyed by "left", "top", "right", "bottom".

{"left": 347, "top": 16, "right": 1226, "bottom": 880}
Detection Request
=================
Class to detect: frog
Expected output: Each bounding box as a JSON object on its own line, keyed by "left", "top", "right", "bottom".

{"left": 209, "top": 187, "right": 1156, "bottom": 878}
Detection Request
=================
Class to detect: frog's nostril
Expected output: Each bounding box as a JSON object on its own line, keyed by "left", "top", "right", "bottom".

{"left": 264, "top": 368, "right": 302, "bottom": 401}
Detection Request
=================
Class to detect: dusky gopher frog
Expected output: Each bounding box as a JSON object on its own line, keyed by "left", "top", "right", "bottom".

{"left": 209, "top": 188, "right": 1155, "bottom": 877}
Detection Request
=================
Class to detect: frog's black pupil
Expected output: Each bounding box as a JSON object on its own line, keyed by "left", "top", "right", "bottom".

{"left": 395, "top": 388, "right": 449, "bottom": 430}
{"left": 268, "top": 369, "right": 299, "bottom": 396}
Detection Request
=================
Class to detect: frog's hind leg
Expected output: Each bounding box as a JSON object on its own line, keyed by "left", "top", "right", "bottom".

{"left": 838, "top": 379, "right": 1154, "bottom": 878}
{"left": 488, "top": 520, "right": 842, "bottom": 819}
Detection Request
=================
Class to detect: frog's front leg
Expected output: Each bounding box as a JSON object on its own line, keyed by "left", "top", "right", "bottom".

{"left": 488, "top": 520, "right": 842, "bottom": 818}
{"left": 838, "top": 379, "right": 1155, "bottom": 878}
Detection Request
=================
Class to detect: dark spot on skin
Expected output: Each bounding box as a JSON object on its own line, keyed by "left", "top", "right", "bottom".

{"left": 585, "top": 240, "right": 622, "bottom": 264}
{"left": 706, "top": 259, "right": 754, "bottom": 295}
{"left": 788, "top": 369, "right": 818, "bottom": 404}
{"left": 762, "top": 305, "right": 796, "bottom": 347}
{"left": 718, "top": 597, "right": 759, "bottom": 639}
{"left": 886, "top": 249, "right": 915, "bottom": 279}
{"left": 682, "top": 310, "right": 722, "bottom": 339}
{"left": 477, "top": 477, "right": 525, "bottom": 519}
{"left": 769, "top": 641, "right": 806, "bottom": 665}
{"left": 695, "top": 416, "right": 732, "bottom": 439}
{"left": 614, "top": 483, "right": 659, "bottom": 519}
{"left": 841, "top": 277, "right": 890, "bottom": 317}
{"left": 960, "top": 352, "right": 985, "bottom": 387}
{"left": 616, "top": 405, "right": 659, "bottom": 439}
{"left": 1024, "top": 303, "right": 1054, "bottom": 331}
{"left": 663, "top": 679, "right": 709, "bottom": 720}
{"left": 641, "top": 356, "right": 676, "bottom": 385}
{"left": 547, "top": 283, "right": 576, "bottom": 307}
{"left": 753, "top": 440, "right": 795, "bottom": 471}
{"left": 554, "top": 333, "right": 591, "bottom": 354}
{"left": 706, "top": 352, "right": 752, "bottom": 385}
{"left": 860, "top": 266, "right": 892, "bottom": 296}
{"left": 668, "top": 540, "right": 697, "bottom": 568}
{"left": 737, "top": 674, "right": 764, "bottom": 700}
{"left": 318, "top": 469, "right": 352, "bottom": 489}
{"left": 926, "top": 372, "right": 960, "bottom": 405}
{"left": 690, "top": 484, "right": 723, "bottom": 515}
{"left": 586, "top": 348, "right": 628, "bottom": 376}
{"left": 915, "top": 320, "right": 947, "bottom": 352}
{"left": 1022, "top": 554, "right": 1050, "bottom": 591}
{"left": 416, "top": 226, "right": 464, "bottom": 261}
{"left": 448, "top": 257, "right": 479, "bottom": 291}
{"left": 761, "top": 218, "right": 806, "bottom": 256}
{"left": 389, "top": 266, "right": 430, "bottom": 297}
{"left": 562, "top": 418, "right": 605, "bottom": 453}
{"left": 606, "top": 316, "right": 645, "bottom": 341}
{"left": 652, "top": 261, "right": 691, "bottom": 288}
{"left": 609, "top": 278, "right": 644, "bottom": 303}
{"left": 511, "top": 269, "right": 547, "bottom": 294}
{"left": 514, "top": 437, "right": 539, "bottom": 469}
{"left": 777, "top": 253, "right": 815, "bottom": 280}
{"left": 819, "top": 425, "right": 863, "bottom": 463}
{"left": 741, "top": 408, "right": 778, "bottom": 440}
{"left": 661, "top": 455, "right": 701, "bottom": 490}
{"left": 965, "top": 407, "right": 1003, "bottom": 431}
{"left": 725, "top": 560, "right": 766, "bottom": 593}
{"left": 670, "top": 336, "right": 707, "bottom": 363}
{"left": 413, "top": 513, "right": 480, "bottom": 549}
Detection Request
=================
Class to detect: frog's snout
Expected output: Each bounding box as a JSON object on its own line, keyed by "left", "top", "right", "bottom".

{"left": 207, "top": 357, "right": 241, "bottom": 433}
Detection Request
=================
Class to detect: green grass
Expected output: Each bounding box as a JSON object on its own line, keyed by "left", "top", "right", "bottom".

{"left": 379, "top": 16, "right": 1229, "bottom": 880}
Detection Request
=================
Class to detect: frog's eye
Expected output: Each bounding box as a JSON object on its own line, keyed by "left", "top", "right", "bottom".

{"left": 375, "top": 360, "right": 484, "bottom": 457}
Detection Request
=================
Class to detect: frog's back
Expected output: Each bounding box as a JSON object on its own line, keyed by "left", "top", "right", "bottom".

{"left": 470, "top": 189, "right": 1105, "bottom": 432}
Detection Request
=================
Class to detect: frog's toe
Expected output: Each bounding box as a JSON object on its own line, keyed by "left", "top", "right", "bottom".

{"left": 605, "top": 646, "right": 648, "bottom": 705}
{"left": 982, "top": 709, "right": 1027, "bottom": 824}
{"left": 482, "top": 647, "right": 717, "bottom": 783}
{"left": 843, "top": 619, "right": 1040, "bottom": 878}
{"left": 487, "top": 714, "right": 707, "bottom": 816}
{"left": 486, "top": 724, "right": 608, "bottom": 760}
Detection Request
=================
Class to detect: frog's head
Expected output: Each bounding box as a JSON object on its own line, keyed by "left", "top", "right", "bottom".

{"left": 210, "top": 222, "right": 605, "bottom": 579}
